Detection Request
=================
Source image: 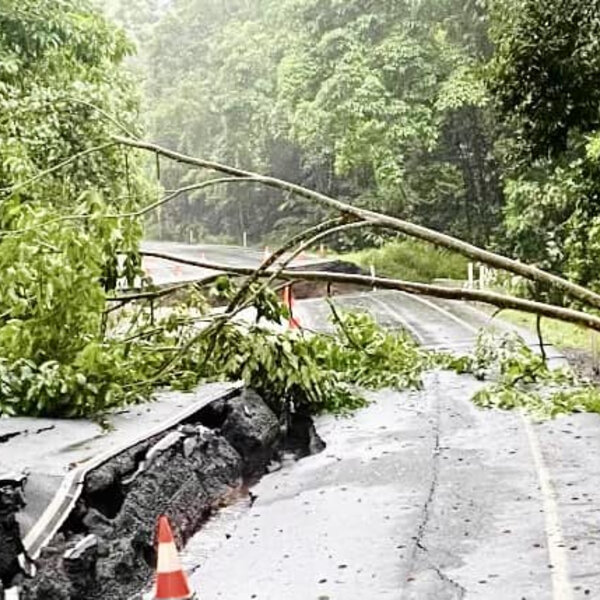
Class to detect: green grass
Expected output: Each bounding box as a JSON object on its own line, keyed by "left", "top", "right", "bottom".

{"left": 344, "top": 239, "right": 469, "bottom": 283}
{"left": 496, "top": 310, "right": 592, "bottom": 351}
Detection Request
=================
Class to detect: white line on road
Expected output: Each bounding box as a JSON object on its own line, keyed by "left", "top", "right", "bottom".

{"left": 367, "top": 296, "right": 427, "bottom": 344}
{"left": 355, "top": 290, "right": 573, "bottom": 599}
{"left": 396, "top": 291, "right": 479, "bottom": 334}
{"left": 521, "top": 415, "right": 573, "bottom": 600}
{"left": 402, "top": 288, "right": 573, "bottom": 599}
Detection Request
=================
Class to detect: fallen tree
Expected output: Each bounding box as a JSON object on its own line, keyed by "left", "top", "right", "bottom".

{"left": 136, "top": 250, "right": 600, "bottom": 333}
{"left": 5, "top": 129, "right": 600, "bottom": 420}
{"left": 115, "top": 136, "right": 600, "bottom": 311}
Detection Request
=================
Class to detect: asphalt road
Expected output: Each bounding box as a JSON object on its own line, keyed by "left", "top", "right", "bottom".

{"left": 185, "top": 290, "right": 600, "bottom": 600}
{"left": 140, "top": 241, "right": 329, "bottom": 286}
{"left": 0, "top": 382, "right": 241, "bottom": 554}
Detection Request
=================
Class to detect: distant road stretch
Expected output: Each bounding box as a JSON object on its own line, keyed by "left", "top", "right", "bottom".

{"left": 140, "top": 241, "right": 329, "bottom": 286}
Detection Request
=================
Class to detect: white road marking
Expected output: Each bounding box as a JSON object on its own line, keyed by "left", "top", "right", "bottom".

{"left": 395, "top": 291, "right": 479, "bottom": 334}
{"left": 396, "top": 290, "right": 573, "bottom": 598}
{"left": 521, "top": 415, "right": 573, "bottom": 600}
{"left": 366, "top": 296, "right": 427, "bottom": 345}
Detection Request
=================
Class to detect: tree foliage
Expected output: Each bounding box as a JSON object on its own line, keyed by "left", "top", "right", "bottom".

{"left": 488, "top": 0, "right": 600, "bottom": 290}
{"left": 0, "top": 0, "right": 147, "bottom": 414}
{"left": 115, "top": 0, "right": 503, "bottom": 247}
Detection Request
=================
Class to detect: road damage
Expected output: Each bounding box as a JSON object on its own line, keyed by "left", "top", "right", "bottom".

{"left": 1, "top": 388, "right": 324, "bottom": 600}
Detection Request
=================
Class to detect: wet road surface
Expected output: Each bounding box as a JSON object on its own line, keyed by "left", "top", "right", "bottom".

{"left": 186, "top": 291, "right": 599, "bottom": 600}
{"left": 140, "top": 241, "right": 329, "bottom": 286}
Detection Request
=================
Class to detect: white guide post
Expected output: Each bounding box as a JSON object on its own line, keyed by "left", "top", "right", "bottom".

{"left": 370, "top": 264, "right": 377, "bottom": 291}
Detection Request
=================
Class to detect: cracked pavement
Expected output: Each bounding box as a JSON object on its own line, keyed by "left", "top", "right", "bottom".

{"left": 185, "top": 291, "right": 600, "bottom": 599}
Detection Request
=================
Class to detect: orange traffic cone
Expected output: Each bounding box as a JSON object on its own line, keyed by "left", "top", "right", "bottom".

{"left": 282, "top": 285, "right": 301, "bottom": 329}
{"left": 154, "top": 516, "right": 193, "bottom": 600}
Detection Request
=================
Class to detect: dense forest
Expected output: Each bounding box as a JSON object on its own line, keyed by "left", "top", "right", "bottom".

{"left": 2, "top": 0, "right": 600, "bottom": 418}
{"left": 103, "top": 0, "right": 600, "bottom": 290}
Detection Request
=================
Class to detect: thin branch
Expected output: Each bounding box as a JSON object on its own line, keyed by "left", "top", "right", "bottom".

{"left": 0, "top": 178, "right": 250, "bottom": 238}
{"left": 325, "top": 296, "right": 364, "bottom": 352}
{"left": 134, "top": 177, "right": 256, "bottom": 219}
{"left": 237, "top": 220, "right": 364, "bottom": 313}
{"left": 536, "top": 314, "right": 547, "bottom": 363}
{"left": 490, "top": 307, "right": 505, "bottom": 320}
{"left": 0, "top": 142, "right": 116, "bottom": 197}
{"left": 115, "top": 136, "right": 600, "bottom": 311}
{"left": 107, "top": 272, "right": 226, "bottom": 305}
{"left": 225, "top": 216, "right": 346, "bottom": 313}
{"left": 63, "top": 97, "right": 139, "bottom": 139}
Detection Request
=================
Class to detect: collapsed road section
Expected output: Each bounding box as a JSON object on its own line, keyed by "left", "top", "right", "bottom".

{"left": 0, "top": 386, "right": 324, "bottom": 599}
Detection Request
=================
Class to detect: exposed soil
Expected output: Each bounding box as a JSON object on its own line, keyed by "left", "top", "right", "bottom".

{"left": 16, "top": 388, "right": 325, "bottom": 600}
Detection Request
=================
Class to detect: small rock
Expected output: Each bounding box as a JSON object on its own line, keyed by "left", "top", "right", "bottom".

{"left": 85, "top": 466, "right": 116, "bottom": 496}
{"left": 183, "top": 437, "right": 198, "bottom": 458}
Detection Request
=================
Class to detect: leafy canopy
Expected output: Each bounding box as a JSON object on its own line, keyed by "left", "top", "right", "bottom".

{"left": 0, "top": 0, "right": 148, "bottom": 415}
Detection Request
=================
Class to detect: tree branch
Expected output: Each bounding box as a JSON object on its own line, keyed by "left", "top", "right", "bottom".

{"left": 62, "top": 97, "right": 140, "bottom": 139}
{"left": 0, "top": 142, "right": 116, "bottom": 197}
{"left": 0, "top": 178, "right": 253, "bottom": 238}
{"left": 138, "top": 251, "right": 600, "bottom": 334}
{"left": 536, "top": 314, "right": 547, "bottom": 363}
{"left": 115, "top": 136, "right": 600, "bottom": 311}
{"left": 224, "top": 216, "right": 346, "bottom": 314}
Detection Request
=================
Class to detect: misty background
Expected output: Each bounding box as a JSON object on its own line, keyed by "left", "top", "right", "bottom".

{"left": 95, "top": 0, "right": 500, "bottom": 252}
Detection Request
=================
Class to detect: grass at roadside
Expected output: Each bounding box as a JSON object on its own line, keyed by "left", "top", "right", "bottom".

{"left": 344, "top": 239, "right": 469, "bottom": 283}
{"left": 495, "top": 310, "right": 592, "bottom": 351}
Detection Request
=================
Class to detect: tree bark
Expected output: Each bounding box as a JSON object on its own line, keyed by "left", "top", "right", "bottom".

{"left": 138, "top": 250, "right": 600, "bottom": 334}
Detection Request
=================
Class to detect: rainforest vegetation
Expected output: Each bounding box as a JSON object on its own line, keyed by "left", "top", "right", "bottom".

{"left": 108, "top": 0, "right": 600, "bottom": 294}
{"left": 2, "top": 0, "right": 600, "bottom": 417}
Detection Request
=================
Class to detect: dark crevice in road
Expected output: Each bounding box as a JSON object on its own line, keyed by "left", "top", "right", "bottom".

{"left": 33, "top": 425, "right": 56, "bottom": 435}
{"left": 0, "top": 425, "right": 55, "bottom": 445}
{"left": 430, "top": 563, "right": 467, "bottom": 599}
{"left": 413, "top": 427, "right": 441, "bottom": 557}
{"left": 404, "top": 391, "right": 466, "bottom": 599}
{"left": 406, "top": 394, "right": 441, "bottom": 565}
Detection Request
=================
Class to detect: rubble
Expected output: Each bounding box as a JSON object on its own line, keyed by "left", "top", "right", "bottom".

{"left": 19, "top": 388, "right": 323, "bottom": 600}
{"left": 0, "top": 474, "right": 28, "bottom": 590}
